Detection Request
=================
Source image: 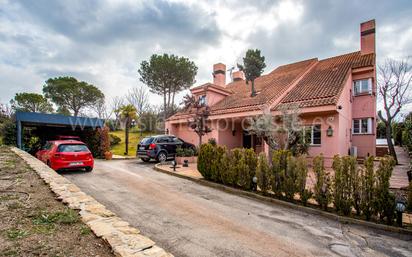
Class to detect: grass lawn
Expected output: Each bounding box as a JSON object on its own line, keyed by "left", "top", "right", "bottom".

{"left": 109, "top": 130, "right": 152, "bottom": 157}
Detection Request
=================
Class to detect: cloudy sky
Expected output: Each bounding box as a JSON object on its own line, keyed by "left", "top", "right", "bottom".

{"left": 1, "top": 0, "right": 411, "bottom": 113}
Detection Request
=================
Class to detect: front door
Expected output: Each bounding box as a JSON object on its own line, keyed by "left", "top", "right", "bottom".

{"left": 243, "top": 132, "right": 252, "bottom": 149}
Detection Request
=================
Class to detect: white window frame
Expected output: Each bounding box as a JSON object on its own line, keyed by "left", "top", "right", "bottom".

{"left": 304, "top": 124, "right": 321, "bottom": 146}
{"left": 352, "top": 118, "right": 373, "bottom": 134}
{"left": 353, "top": 78, "right": 372, "bottom": 95}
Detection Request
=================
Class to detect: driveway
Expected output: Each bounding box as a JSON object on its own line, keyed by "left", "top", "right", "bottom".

{"left": 63, "top": 160, "right": 412, "bottom": 257}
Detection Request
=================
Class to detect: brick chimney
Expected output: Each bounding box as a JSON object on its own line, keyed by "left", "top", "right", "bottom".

{"left": 213, "top": 63, "right": 226, "bottom": 87}
{"left": 360, "top": 19, "right": 375, "bottom": 55}
{"left": 232, "top": 71, "right": 245, "bottom": 82}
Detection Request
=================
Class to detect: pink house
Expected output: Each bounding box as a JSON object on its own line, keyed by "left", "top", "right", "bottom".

{"left": 166, "top": 20, "right": 377, "bottom": 166}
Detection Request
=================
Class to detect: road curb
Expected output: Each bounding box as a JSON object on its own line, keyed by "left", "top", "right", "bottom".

{"left": 154, "top": 163, "right": 412, "bottom": 236}
{"left": 12, "top": 147, "right": 174, "bottom": 257}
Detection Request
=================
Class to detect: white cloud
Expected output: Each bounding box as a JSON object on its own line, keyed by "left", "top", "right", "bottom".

{"left": 0, "top": 0, "right": 411, "bottom": 117}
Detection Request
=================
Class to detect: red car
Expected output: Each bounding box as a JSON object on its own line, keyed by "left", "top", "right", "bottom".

{"left": 36, "top": 140, "right": 94, "bottom": 172}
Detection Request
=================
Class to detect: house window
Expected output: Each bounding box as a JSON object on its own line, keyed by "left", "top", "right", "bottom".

{"left": 304, "top": 124, "right": 321, "bottom": 145}
{"left": 199, "top": 95, "right": 206, "bottom": 106}
{"left": 352, "top": 118, "right": 373, "bottom": 134}
{"left": 353, "top": 78, "right": 372, "bottom": 95}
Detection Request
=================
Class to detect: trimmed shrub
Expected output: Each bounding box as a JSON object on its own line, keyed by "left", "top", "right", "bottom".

{"left": 220, "top": 150, "right": 233, "bottom": 186}
{"left": 360, "top": 156, "right": 375, "bottom": 221}
{"left": 313, "top": 154, "right": 331, "bottom": 210}
{"left": 240, "top": 148, "right": 258, "bottom": 190}
{"left": 256, "top": 153, "right": 271, "bottom": 194}
{"left": 197, "top": 143, "right": 215, "bottom": 180}
{"left": 296, "top": 155, "right": 312, "bottom": 206}
{"left": 349, "top": 157, "right": 362, "bottom": 215}
{"left": 210, "top": 145, "right": 226, "bottom": 183}
{"left": 271, "top": 150, "right": 290, "bottom": 197}
{"left": 333, "top": 156, "right": 353, "bottom": 216}
{"left": 229, "top": 148, "right": 243, "bottom": 187}
{"left": 109, "top": 134, "right": 121, "bottom": 146}
{"left": 374, "top": 156, "right": 396, "bottom": 225}
{"left": 283, "top": 155, "right": 299, "bottom": 201}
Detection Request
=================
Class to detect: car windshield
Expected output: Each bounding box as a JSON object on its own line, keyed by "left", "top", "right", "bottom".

{"left": 57, "top": 144, "right": 89, "bottom": 153}
{"left": 140, "top": 137, "right": 154, "bottom": 145}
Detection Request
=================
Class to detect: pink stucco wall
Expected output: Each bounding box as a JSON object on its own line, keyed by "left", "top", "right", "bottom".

{"left": 351, "top": 69, "right": 376, "bottom": 157}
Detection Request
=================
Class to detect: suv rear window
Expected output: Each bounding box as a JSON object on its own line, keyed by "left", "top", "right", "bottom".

{"left": 140, "top": 137, "right": 154, "bottom": 145}
{"left": 57, "top": 144, "right": 89, "bottom": 152}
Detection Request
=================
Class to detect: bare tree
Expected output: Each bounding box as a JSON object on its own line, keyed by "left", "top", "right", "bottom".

{"left": 111, "top": 96, "right": 125, "bottom": 130}
{"left": 92, "top": 99, "right": 112, "bottom": 120}
{"left": 126, "top": 86, "right": 150, "bottom": 135}
{"left": 246, "top": 103, "right": 307, "bottom": 154}
{"left": 378, "top": 57, "right": 412, "bottom": 163}
{"left": 182, "top": 93, "right": 212, "bottom": 145}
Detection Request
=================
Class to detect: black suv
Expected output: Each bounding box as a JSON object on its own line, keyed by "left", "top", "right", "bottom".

{"left": 137, "top": 135, "right": 195, "bottom": 162}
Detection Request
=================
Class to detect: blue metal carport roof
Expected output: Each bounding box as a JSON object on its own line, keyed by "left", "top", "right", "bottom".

{"left": 15, "top": 111, "right": 104, "bottom": 149}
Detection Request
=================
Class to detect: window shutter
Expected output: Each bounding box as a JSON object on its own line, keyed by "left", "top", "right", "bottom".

{"left": 368, "top": 78, "right": 372, "bottom": 94}
{"left": 367, "top": 118, "right": 372, "bottom": 134}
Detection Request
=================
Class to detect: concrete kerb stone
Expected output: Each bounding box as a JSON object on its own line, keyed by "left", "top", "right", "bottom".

{"left": 153, "top": 163, "right": 412, "bottom": 236}
{"left": 11, "top": 147, "right": 173, "bottom": 257}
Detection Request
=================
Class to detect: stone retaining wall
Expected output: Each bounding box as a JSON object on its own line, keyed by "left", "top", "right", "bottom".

{"left": 12, "top": 147, "right": 173, "bottom": 257}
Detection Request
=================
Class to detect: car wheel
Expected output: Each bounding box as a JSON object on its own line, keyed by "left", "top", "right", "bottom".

{"left": 141, "top": 158, "right": 150, "bottom": 162}
{"left": 85, "top": 167, "right": 93, "bottom": 172}
{"left": 157, "top": 152, "right": 167, "bottom": 163}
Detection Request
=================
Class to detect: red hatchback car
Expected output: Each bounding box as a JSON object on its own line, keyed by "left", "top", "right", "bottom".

{"left": 35, "top": 140, "right": 94, "bottom": 172}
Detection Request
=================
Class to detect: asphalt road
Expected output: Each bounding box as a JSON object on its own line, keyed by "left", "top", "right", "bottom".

{"left": 63, "top": 160, "right": 412, "bottom": 257}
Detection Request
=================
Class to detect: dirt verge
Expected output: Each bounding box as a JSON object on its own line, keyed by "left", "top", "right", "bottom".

{"left": 0, "top": 146, "right": 114, "bottom": 257}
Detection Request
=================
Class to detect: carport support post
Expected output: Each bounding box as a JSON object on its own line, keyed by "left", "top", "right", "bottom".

{"left": 17, "top": 120, "right": 22, "bottom": 149}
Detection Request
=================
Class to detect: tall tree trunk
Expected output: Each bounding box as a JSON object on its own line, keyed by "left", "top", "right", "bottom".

{"left": 125, "top": 117, "right": 129, "bottom": 156}
{"left": 385, "top": 121, "right": 398, "bottom": 164}
{"left": 163, "top": 91, "right": 167, "bottom": 132}
{"left": 251, "top": 80, "right": 256, "bottom": 97}
{"left": 199, "top": 134, "right": 202, "bottom": 146}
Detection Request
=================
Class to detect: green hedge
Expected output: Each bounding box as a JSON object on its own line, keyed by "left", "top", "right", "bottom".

{"left": 198, "top": 143, "right": 399, "bottom": 225}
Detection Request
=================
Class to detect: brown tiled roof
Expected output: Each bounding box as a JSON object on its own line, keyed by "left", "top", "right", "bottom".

{"left": 277, "top": 51, "right": 374, "bottom": 109}
{"left": 210, "top": 58, "right": 318, "bottom": 114}
{"left": 168, "top": 51, "right": 374, "bottom": 120}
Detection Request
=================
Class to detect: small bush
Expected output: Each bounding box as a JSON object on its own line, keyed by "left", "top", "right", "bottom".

{"left": 197, "top": 143, "right": 215, "bottom": 180}
{"left": 229, "top": 148, "right": 243, "bottom": 187}
{"left": 296, "top": 155, "right": 312, "bottom": 206}
{"left": 1, "top": 121, "right": 16, "bottom": 146}
{"left": 176, "top": 146, "right": 185, "bottom": 157}
{"left": 283, "top": 155, "right": 299, "bottom": 201}
{"left": 374, "top": 156, "right": 396, "bottom": 225}
{"left": 256, "top": 153, "right": 271, "bottom": 194}
{"left": 220, "top": 150, "right": 234, "bottom": 186}
{"left": 271, "top": 150, "right": 290, "bottom": 197}
{"left": 208, "top": 138, "right": 217, "bottom": 146}
{"left": 333, "top": 156, "right": 353, "bottom": 216}
{"left": 109, "top": 134, "right": 121, "bottom": 146}
{"left": 313, "top": 155, "right": 331, "bottom": 210}
{"left": 210, "top": 145, "right": 226, "bottom": 183}
{"left": 360, "top": 156, "right": 375, "bottom": 220}
{"left": 238, "top": 148, "right": 257, "bottom": 190}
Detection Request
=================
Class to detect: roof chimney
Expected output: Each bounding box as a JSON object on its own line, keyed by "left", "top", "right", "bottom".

{"left": 213, "top": 63, "right": 226, "bottom": 87}
{"left": 360, "top": 19, "right": 375, "bottom": 55}
{"left": 232, "top": 71, "right": 245, "bottom": 82}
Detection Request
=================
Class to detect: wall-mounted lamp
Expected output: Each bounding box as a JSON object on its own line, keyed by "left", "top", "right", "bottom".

{"left": 337, "top": 105, "right": 342, "bottom": 110}
{"left": 232, "top": 130, "right": 236, "bottom": 136}
{"left": 327, "top": 126, "right": 333, "bottom": 137}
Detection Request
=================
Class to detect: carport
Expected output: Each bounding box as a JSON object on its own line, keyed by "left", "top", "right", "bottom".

{"left": 15, "top": 111, "right": 104, "bottom": 150}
